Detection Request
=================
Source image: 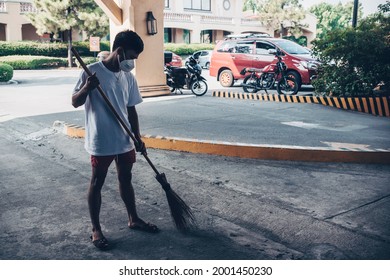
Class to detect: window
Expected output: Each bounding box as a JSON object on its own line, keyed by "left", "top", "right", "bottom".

{"left": 164, "top": 28, "right": 172, "bottom": 43}
{"left": 255, "top": 42, "right": 275, "bottom": 55}
{"left": 183, "top": 29, "right": 190, "bottom": 44}
{"left": 217, "top": 41, "right": 236, "bottom": 53}
{"left": 0, "top": 2, "right": 7, "bottom": 13}
{"left": 193, "top": 51, "right": 201, "bottom": 59}
{"left": 184, "top": 0, "right": 211, "bottom": 11}
{"left": 165, "top": 0, "right": 169, "bottom": 8}
{"left": 275, "top": 40, "right": 310, "bottom": 55}
{"left": 200, "top": 30, "right": 212, "bottom": 43}
{"left": 235, "top": 42, "right": 253, "bottom": 54}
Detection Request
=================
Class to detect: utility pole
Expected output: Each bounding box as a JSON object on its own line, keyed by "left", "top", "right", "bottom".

{"left": 352, "top": 0, "right": 359, "bottom": 28}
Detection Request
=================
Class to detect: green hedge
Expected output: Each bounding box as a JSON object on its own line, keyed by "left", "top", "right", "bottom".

{"left": 0, "top": 42, "right": 214, "bottom": 69}
{"left": 0, "top": 55, "right": 67, "bottom": 69}
{"left": 75, "top": 56, "right": 98, "bottom": 67}
{"left": 164, "top": 43, "right": 214, "bottom": 55}
{"left": 0, "top": 63, "right": 13, "bottom": 82}
{"left": 0, "top": 41, "right": 110, "bottom": 57}
{"left": 0, "top": 55, "right": 98, "bottom": 69}
{"left": 0, "top": 41, "right": 212, "bottom": 57}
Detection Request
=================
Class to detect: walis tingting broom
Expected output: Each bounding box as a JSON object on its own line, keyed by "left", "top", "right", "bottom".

{"left": 71, "top": 47, "right": 195, "bottom": 232}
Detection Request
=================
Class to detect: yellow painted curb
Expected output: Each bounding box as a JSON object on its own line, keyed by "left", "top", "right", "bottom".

{"left": 212, "top": 91, "right": 390, "bottom": 117}
{"left": 142, "top": 136, "right": 390, "bottom": 164}
{"left": 61, "top": 123, "right": 390, "bottom": 165}
{"left": 64, "top": 123, "right": 85, "bottom": 138}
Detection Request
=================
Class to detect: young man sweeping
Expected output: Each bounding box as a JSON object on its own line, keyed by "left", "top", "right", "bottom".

{"left": 72, "top": 30, "right": 159, "bottom": 250}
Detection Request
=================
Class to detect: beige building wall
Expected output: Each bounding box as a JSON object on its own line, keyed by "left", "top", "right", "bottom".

{"left": 1, "top": 0, "right": 317, "bottom": 46}
{"left": 0, "top": 0, "right": 83, "bottom": 42}
{"left": 0, "top": 0, "right": 35, "bottom": 41}
{"left": 164, "top": 0, "right": 316, "bottom": 45}
{"left": 164, "top": 0, "right": 278, "bottom": 43}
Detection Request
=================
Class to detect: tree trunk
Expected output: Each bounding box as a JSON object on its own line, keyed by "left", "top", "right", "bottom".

{"left": 279, "top": 23, "right": 284, "bottom": 38}
{"left": 67, "top": 28, "right": 73, "bottom": 68}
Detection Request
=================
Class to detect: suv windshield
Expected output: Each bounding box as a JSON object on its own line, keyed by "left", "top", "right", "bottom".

{"left": 273, "top": 40, "right": 310, "bottom": 55}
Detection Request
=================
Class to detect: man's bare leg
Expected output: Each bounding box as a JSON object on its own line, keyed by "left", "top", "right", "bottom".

{"left": 88, "top": 167, "right": 108, "bottom": 241}
{"left": 116, "top": 160, "right": 159, "bottom": 233}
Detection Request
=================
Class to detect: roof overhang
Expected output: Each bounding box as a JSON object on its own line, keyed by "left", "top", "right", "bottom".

{"left": 94, "top": 0, "right": 123, "bottom": 25}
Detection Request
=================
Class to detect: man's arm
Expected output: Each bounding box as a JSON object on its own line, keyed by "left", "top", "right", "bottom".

{"left": 72, "top": 73, "right": 99, "bottom": 108}
{"left": 127, "top": 106, "right": 146, "bottom": 154}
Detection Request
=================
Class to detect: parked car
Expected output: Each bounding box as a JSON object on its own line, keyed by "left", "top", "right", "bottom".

{"left": 164, "top": 51, "right": 182, "bottom": 67}
{"left": 191, "top": 50, "right": 212, "bottom": 69}
{"left": 209, "top": 34, "right": 320, "bottom": 88}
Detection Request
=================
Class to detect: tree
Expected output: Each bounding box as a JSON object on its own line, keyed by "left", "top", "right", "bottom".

{"left": 243, "top": 0, "right": 259, "bottom": 13}
{"left": 243, "top": 0, "right": 306, "bottom": 37}
{"left": 27, "top": 0, "right": 109, "bottom": 67}
{"left": 312, "top": 2, "right": 390, "bottom": 97}
{"left": 309, "top": 1, "right": 363, "bottom": 41}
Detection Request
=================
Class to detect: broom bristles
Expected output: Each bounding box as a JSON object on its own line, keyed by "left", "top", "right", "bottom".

{"left": 156, "top": 173, "right": 196, "bottom": 231}
{"left": 166, "top": 189, "right": 196, "bottom": 231}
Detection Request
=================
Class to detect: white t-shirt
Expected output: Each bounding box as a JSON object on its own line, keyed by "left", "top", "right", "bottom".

{"left": 73, "top": 61, "right": 143, "bottom": 156}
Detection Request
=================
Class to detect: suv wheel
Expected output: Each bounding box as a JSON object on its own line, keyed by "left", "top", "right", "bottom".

{"left": 219, "top": 70, "right": 234, "bottom": 87}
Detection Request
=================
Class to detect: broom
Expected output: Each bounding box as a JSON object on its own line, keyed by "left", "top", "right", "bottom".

{"left": 71, "top": 47, "right": 195, "bottom": 231}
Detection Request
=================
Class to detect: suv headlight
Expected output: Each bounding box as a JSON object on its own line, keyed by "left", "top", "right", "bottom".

{"left": 300, "top": 61, "right": 318, "bottom": 70}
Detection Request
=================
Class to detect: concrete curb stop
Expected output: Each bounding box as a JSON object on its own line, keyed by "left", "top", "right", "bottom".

{"left": 56, "top": 121, "right": 390, "bottom": 165}
{"left": 212, "top": 91, "right": 390, "bottom": 118}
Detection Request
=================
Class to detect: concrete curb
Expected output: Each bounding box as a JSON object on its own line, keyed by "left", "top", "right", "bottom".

{"left": 212, "top": 91, "right": 390, "bottom": 117}
{"left": 54, "top": 121, "right": 390, "bottom": 165}
{"left": 0, "top": 79, "right": 18, "bottom": 85}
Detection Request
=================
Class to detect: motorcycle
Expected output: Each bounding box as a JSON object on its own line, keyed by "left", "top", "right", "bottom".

{"left": 165, "top": 55, "right": 208, "bottom": 96}
{"left": 240, "top": 49, "right": 299, "bottom": 95}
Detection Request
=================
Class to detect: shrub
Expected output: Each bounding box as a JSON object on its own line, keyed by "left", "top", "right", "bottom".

{"left": 164, "top": 43, "right": 214, "bottom": 55}
{"left": 0, "top": 63, "right": 13, "bottom": 82}
{"left": 0, "top": 55, "right": 67, "bottom": 69}
{"left": 312, "top": 4, "right": 390, "bottom": 97}
{"left": 75, "top": 56, "right": 98, "bottom": 68}
{"left": 0, "top": 41, "right": 110, "bottom": 57}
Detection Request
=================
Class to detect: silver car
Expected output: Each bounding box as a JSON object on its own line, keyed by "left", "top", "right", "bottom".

{"left": 192, "top": 50, "right": 212, "bottom": 69}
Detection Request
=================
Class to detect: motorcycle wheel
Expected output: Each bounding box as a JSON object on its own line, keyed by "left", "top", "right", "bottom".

{"left": 190, "top": 80, "right": 208, "bottom": 96}
{"left": 277, "top": 77, "right": 298, "bottom": 95}
{"left": 242, "top": 75, "right": 258, "bottom": 93}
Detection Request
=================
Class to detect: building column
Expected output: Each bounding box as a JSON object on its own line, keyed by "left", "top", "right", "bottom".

{"left": 191, "top": 15, "right": 201, "bottom": 43}
{"left": 5, "top": 2, "right": 23, "bottom": 41}
{"left": 95, "top": 0, "right": 170, "bottom": 97}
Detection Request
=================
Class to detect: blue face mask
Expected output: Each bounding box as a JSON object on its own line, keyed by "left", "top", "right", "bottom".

{"left": 119, "top": 50, "right": 135, "bottom": 72}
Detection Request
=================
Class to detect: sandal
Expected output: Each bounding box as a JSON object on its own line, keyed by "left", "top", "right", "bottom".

{"left": 90, "top": 236, "right": 110, "bottom": 250}
{"left": 129, "top": 221, "right": 159, "bottom": 233}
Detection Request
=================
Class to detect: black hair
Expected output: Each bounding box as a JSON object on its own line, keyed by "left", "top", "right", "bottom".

{"left": 112, "top": 30, "right": 144, "bottom": 54}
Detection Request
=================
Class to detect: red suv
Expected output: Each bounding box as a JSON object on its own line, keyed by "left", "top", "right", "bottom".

{"left": 209, "top": 34, "right": 319, "bottom": 88}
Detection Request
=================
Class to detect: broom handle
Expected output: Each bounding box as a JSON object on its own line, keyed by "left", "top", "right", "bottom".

{"left": 71, "top": 47, "right": 160, "bottom": 176}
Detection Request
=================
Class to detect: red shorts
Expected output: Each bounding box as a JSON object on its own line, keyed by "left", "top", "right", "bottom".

{"left": 90, "top": 150, "right": 136, "bottom": 170}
